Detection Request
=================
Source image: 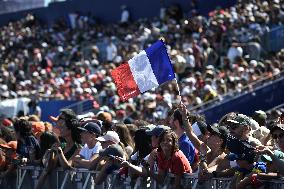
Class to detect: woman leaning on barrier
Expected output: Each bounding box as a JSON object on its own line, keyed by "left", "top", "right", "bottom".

{"left": 50, "top": 109, "right": 82, "bottom": 169}
{"left": 35, "top": 131, "right": 60, "bottom": 189}
{"left": 197, "top": 124, "right": 231, "bottom": 186}
{"left": 234, "top": 123, "right": 284, "bottom": 189}
{"left": 112, "top": 129, "right": 192, "bottom": 189}
{"left": 35, "top": 110, "right": 82, "bottom": 188}
{"left": 13, "top": 119, "right": 41, "bottom": 163}
{"left": 149, "top": 130, "right": 192, "bottom": 189}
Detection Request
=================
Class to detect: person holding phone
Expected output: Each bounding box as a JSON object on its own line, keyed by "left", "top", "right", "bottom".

{"left": 94, "top": 144, "right": 125, "bottom": 185}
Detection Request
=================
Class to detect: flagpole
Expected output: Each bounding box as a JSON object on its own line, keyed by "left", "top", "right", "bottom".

{"left": 174, "top": 78, "right": 182, "bottom": 104}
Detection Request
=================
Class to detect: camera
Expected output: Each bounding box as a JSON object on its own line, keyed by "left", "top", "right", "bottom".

{"left": 225, "top": 134, "right": 256, "bottom": 163}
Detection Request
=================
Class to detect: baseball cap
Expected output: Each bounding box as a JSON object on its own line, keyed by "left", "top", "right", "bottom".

{"left": 146, "top": 125, "right": 171, "bottom": 137}
{"left": 261, "top": 150, "right": 284, "bottom": 162}
{"left": 2, "top": 119, "right": 12, "bottom": 127}
{"left": 97, "top": 131, "right": 120, "bottom": 143}
{"left": 270, "top": 124, "right": 284, "bottom": 133}
{"left": 227, "top": 114, "right": 251, "bottom": 126}
{"left": 255, "top": 110, "right": 267, "bottom": 118}
{"left": 208, "top": 125, "right": 229, "bottom": 138}
{"left": 78, "top": 122, "right": 101, "bottom": 135}
{"left": 0, "top": 141, "right": 17, "bottom": 150}
{"left": 49, "top": 109, "right": 77, "bottom": 122}
{"left": 99, "top": 144, "right": 124, "bottom": 158}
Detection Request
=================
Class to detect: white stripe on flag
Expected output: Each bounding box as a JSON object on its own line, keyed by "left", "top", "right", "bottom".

{"left": 128, "top": 50, "right": 159, "bottom": 93}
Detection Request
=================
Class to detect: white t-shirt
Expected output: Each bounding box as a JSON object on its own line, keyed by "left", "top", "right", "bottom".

{"left": 79, "top": 142, "right": 102, "bottom": 160}
{"left": 121, "top": 10, "right": 129, "bottom": 23}
{"left": 227, "top": 46, "right": 243, "bottom": 64}
{"left": 106, "top": 43, "right": 117, "bottom": 61}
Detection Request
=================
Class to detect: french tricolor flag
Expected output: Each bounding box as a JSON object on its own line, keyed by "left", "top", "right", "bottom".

{"left": 111, "top": 40, "right": 175, "bottom": 101}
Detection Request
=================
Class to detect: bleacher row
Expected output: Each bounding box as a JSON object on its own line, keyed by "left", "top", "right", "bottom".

{"left": 1, "top": 166, "right": 283, "bottom": 189}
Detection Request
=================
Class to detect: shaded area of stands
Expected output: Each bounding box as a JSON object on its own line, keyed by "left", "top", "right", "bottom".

{"left": 0, "top": 0, "right": 237, "bottom": 26}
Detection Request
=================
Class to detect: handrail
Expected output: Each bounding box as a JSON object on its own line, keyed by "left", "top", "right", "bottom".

{"left": 189, "top": 70, "right": 284, "bottom": 113}
{"left": 266, "top": 102, "right": 284, "bottom": 112}
{"left": 1, "top": 166, "right": 282, "bottom": 189}
{"left": 197, "top": 73, "right": 284, "bottom": 115}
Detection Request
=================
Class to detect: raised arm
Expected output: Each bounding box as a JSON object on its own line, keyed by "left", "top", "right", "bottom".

{"left": 178, "top": 103, "right": 211, "bottom": 154}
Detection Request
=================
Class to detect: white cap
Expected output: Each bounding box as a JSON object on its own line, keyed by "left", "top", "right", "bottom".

{"left": 250, "top": 60, "right": 257, "bottom": 67}
{"left": 97, "top": 131, "right": 120, "bottom": 144}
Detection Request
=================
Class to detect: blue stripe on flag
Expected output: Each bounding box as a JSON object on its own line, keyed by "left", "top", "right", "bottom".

{"left": 145, "top": 40, "right": 175, "bottom": 85}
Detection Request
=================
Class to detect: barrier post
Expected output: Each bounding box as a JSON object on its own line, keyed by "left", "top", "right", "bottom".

{"left": 31, "top": 167, "right": 42, "bottom": 189}
{"left": 74, "top": 171, "right": 83, "bottom": 189}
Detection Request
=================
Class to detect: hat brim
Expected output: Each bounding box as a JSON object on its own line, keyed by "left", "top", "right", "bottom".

{"left": 49, "top": 116, "right": 59, "bottom": 122}
{"left": 145, "top": 130, "right": 155, "bottom": 136}
{"left": 227, "top": 119, "right": 239, "bottom": 124}
{"left": 77, "top": 127, "right": 88, "bottom": 132}
{"left": 96, "top": 136, "right": 107, "bottom": 142}
{"left": 0, "top": 144, "right": 12, "bottom": 149}
{"left": 261, "top": 154, "right": 272, "bottom": 162}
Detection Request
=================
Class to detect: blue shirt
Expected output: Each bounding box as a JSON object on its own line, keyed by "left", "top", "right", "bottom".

{"left": 178, "top": 133, "right": 195, "bottom": 164}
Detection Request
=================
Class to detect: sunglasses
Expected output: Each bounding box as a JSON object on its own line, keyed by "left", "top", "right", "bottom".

{"left": 272, "top": 133, "right": 284, "bottom": 140}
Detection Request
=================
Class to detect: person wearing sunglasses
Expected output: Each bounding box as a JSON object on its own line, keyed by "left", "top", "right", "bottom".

{"left": 257, "top": 124, "right": 284, "bottom": 176}
{"left": 226, "top": 114, "right": 262, "bottom": 147}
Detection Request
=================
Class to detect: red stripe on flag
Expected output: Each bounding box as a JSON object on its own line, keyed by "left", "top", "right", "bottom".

{"left": 111, "top": 63, "right": 140, "bottom": 101}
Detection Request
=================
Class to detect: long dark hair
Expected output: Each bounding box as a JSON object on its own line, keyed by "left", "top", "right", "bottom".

{"left": 39, "top": 131, "right": 60, "bottom": 157}
{"left": 133, "top": 127, "right": 152, "bottom": 160}
{"left": 13, "top": 119, "right": 33, "bottom": 138}
{"left": 114, "top": 123, "right": 135, "bottom": 148}
{"left": 64, "top": 118, "right": 82, "bottom": 144}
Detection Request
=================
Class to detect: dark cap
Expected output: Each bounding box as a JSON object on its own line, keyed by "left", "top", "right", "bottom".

{"left": 99, "top": 144, "right": 124, "bottom": 158}
{"left": 261, "top": 150, "right": 284, "bottom": 162}
{"left": 78, "top": 122, "right": 101, "bottom": 135}
{"left": 208, "top": 125, "right": 229, "bottom": 138}
{"left": 270, "top": 124, "right": 284, "bottom": 133}
{"left": 146, "top": 125, "right": 171, "bottom": 137}
{"left": 227, "top": 114, "right": 251, "bottom": 126}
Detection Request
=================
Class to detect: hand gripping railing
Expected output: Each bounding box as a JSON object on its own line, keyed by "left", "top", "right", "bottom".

{"left": 9, "top": 166, "right": 284, "bottom": 189}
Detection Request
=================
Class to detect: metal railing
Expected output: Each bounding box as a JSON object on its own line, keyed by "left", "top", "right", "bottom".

{"left": 189, "top": 70, "right": 284, "bottom": 113}
{"left": 0, "top": 166, "right": 283, "bottom": 189}
{"left": 62, "top": 100, "right": 93, "bottom": 115}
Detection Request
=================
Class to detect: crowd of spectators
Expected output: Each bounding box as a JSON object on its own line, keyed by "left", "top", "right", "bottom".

{"left": 0, "top": 0, "right": 284, "bottom": 115}
{"left": 0, "top": 106, "right": 283, "bottom": 188}
{"left": 0, "top": 0, "right": 284, "bottom": 188}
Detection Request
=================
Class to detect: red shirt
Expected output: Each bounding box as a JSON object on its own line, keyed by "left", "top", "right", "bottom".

{"left": 157, "top": 150, "right": 192, "bottom": 175}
